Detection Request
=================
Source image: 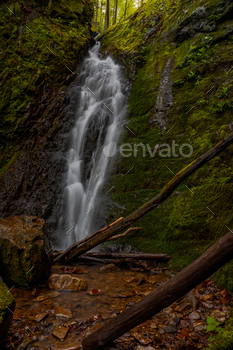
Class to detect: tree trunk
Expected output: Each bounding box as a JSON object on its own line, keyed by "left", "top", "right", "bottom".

{"left": 114, "top": 0, "right": 118, "bottom": 24}
{"left": 106, "top": 0, "right": 110, "bottom": 28}
{"left": 84, "top": 252, "right": 170, "bottom": 260}
{"left": 54, "top": 131, "right": 233, "bottom": 264}
{"left": 48, "top": 0, "right": 53, "bottom": 9}
{"left": 124, "top": 0, "right": 128, "bottom": 19}
{"left": 82, "top": 230, "right": 233, "bottom": 349}
{"left": 95, "top": 0, "right": 99, "bottom": 27}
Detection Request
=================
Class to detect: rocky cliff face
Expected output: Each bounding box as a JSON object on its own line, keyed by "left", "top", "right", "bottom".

{"left": 0, "top": 0, "right": 94, "bottom": 222}
{"left": 100, "top": 0, "right": 233, "bottom": 292}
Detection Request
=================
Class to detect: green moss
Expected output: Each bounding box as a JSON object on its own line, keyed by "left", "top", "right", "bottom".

{"left": 208, "top": 310, "right": 233, "bottom": 350}
{"left": 0, "top": 282, "right": 14, "bottom": 324}
{"left": 101, "top": 0, "right": 233, "bottom": 297}
{"left": 0, "top": 0, "right": 94, "bottom": 174}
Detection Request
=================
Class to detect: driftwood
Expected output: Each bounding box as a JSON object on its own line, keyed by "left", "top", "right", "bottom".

{"left": 55, "top": 131, "right": 233, "bottom": 264}
{"left": 82, "top": 230, "right": 233, "bottom": 349}
{"left": 84, "top": 252, "right": 170, "bottom": 260}
{"left": 107, "top": 227, "right": 141, "bottom": 240}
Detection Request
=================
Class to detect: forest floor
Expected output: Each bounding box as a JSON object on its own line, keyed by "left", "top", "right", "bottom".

{"left": 5, "top": 260, "right": 232, "bottom": 350}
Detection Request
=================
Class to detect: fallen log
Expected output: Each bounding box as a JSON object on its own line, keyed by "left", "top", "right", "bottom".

{"left": 53, "top": 217, "right": 123, "bottom": 263}
{"left": 107, "top": 227, "right": 141, "bottom": 241}
{"left": 82, "top": 230, "right": 233, "bottom": 349}
{"left": 55, "top": 131, "right": 233, "bottom": 264}
{"left": 84, "top": 252, "right": 170, "bottom": 260}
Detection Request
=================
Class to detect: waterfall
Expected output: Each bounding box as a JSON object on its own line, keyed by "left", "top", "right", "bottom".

{"left": 57, "top": 42, "right": 126, "bottom": 249}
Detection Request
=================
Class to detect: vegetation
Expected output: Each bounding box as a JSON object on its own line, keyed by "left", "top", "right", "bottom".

{"left": 101, "top": 0, "right": 233, "bottom": 293}
{"left": 0, "top": 0, "right": 93, "bottom": 171}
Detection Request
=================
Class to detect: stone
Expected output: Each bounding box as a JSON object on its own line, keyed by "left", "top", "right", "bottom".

{"left": 170, "top": 316, "right": 180, "bottom": 327}
{"left": 162, "top": 325, "right": 177, "bottom": 334}
{"left": 202, "top": 301, "right": 213, "bottom": 309}
{"left": 0, "top": 280, "right": 15, "bottom": 345}
{"left": 210, "top": 309, "right": 226, "bottom": 323}
{"left": 33, "top": 312, "right": 48, "bottom": 322}
{"left": 48, "top": 274, "right": 87, "bottom": 291}
{"left": 54, "top": 307, "right": 72, "bottom": 319}
{"left": 100, "top": 263, "right": 118, "bottom": 271}
{"left": 52, "top": 326, "right": 69, "bottom": 340}
{"left": 0, "top": 216, "right": 52, "bottom": 289}
{"left": 16, "top": 337, "right": 33, "bottom": 350}
{"left": 188, "top": 311, "right": 201, "bottom": 320}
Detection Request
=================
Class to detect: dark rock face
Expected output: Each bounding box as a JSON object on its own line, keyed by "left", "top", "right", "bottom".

{"left": 0, "top": 216, "right": 52, "bottom": 289}
{"left": 0, "top": 279, "right": 15, "bottom": 345}
{"left": 0, "top": 49, "right": 90, "bottom": 222}
{"left": 149, "top": 58, "right": 174, "bottom": 132}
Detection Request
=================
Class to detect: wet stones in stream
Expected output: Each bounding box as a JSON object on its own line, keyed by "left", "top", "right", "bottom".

{"left": 5, "top": 263, "right": 233, "bottom": 350}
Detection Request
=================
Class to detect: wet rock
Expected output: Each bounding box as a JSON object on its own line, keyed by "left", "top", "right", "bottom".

{"left": 87, "top": 289, "right": 102, "bottom": 295}
{"left": 48, "top": 274, "right": 87, "bottom": 291}
{"left": 170, "top": 316, "right": 180, "bottom": 327}
{"left": 52, "top": 326, "right": 69, "bottom": 340}
{"left": 202, "top": 301, "right": 213, "bottom": 309}
{"left": 54, "top": 307, "right": 73, "bottom": 319}
{"left": 162, "top": 325, "right": 177, "bottom": 334}
{"left": 0, "top": 216, "right": 52, "bottom": 288}
{"left": 149, "top": 58, "right": 174, "bottom": 132}
{"left": 189, "top": 311, "right": 201, "bottom": 320}
{"left": 210, "top": 309, "right": 226, "bottom": 323}
{"left": 33, "top": 312, "right": 48, "bottom": 322}
{"left": 100, "top": 263, "right": 118, "bottom": 271}
{"left": 0, "top": 280, "right": 15, "bottom": 345}
{"left": 175, "top": 302, "right": 191, "bottom": 313}
{"left": 16, "top": 337, "right": 33, "bottom": 349}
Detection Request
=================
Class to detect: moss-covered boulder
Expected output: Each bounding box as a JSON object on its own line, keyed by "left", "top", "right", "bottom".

{"left": 0, "top": 216, "right": 52, "bottom": 289}
{"left": 0, "top": 278, "right": 15, "bottom": 345}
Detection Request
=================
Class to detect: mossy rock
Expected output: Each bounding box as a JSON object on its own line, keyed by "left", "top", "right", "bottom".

{"left": 0, "top": 216, "right": 53, "bottom": 289}
{"left": 0, "top": 279, "right": 15, "bottom": 345}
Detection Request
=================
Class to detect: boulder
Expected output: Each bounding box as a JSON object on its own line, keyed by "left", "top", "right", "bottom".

{"left": 0, "top": 216, "right": 53, "bottom": 289}
{"left": 0, "top": 278, "right": 15, "bottom": 345}
{"left": 48, "top": 274, "right": 87, "bottom": 291}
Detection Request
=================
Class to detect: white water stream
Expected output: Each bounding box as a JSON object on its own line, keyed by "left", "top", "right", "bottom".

{"left": 58, "top": 42, "right": 126, "bottom": 249}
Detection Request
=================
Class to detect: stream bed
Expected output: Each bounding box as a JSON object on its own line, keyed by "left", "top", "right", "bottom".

{"left": 5, "top": 261, "right": 232, "bottom": 350}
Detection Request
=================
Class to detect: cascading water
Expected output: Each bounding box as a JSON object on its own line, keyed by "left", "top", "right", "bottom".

{"left": 57, "top": 41, "right": 126, "bottom": 249}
